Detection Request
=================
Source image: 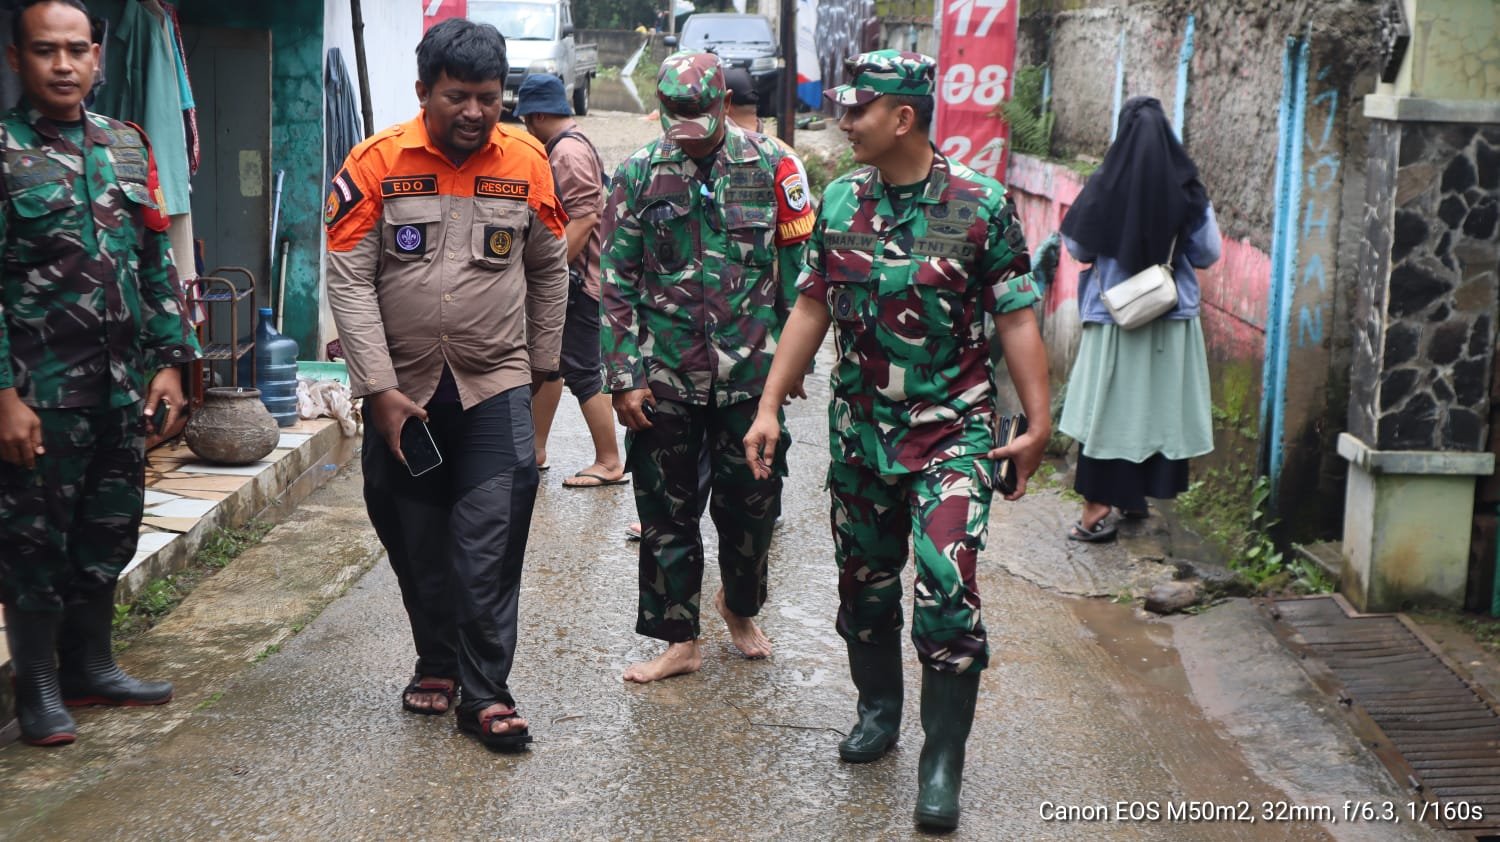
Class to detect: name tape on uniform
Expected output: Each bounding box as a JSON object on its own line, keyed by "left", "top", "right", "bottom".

{"left": 380, "top": 175, "right": 439, "bottom": 198}
{"left": 825, "top": 232, "right": 880, "bottom": 252}
{"left": 475, "top": 177, "right": 529, "bottom": 200}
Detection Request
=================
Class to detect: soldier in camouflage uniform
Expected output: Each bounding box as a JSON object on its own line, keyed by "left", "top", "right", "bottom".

{"left": 0, "top": 0, "right": 199, "bottom": 747}
{"left": 745, "top": 51, "right": 1051, "bottom": 829}
{"left": 601, "top": 51, "right": 814, "bottom": 683}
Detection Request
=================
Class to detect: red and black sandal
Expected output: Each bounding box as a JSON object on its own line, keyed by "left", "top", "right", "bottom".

{"left": 457, "top": 704, "right": 533, "bottom": 752}
{"left": 400, "top": 676, "right": 457, "bottom": 716}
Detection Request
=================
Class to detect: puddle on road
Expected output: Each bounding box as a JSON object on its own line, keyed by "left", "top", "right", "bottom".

{"left": 1068, "top": 597, "right": 1335, "bottom": 840}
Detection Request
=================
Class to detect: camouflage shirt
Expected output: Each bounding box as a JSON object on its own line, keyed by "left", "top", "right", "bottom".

{"left": 0, "top": 106, "right": 197, "bottom": 409}
{"left": 600, "top": 124, "right": 814, "bottom": 406}
{"left": 796, "top": 151, "right": 1037, "bottom": 474}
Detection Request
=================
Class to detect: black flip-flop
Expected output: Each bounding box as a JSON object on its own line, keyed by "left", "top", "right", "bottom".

{"left": 563, "top": 470, "right": 629, "bottom": 488}
{"left": 1068, "top": 519, "right": 1117, "bottom": 543}
{"left": 458, "top": 705, "right": 533, "bottom": 752}
{"left": 1119, "top": 508, "right": 1150, "bottom": 520}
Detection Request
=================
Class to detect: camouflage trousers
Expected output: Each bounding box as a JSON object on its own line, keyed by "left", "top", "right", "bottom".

{"left": 628, "top": 397, "right": 788, "bottom": 642}
{"left": 829, "top": 457, "right": 993, "bottom": 675}
{"left": 0, "top": 404, "right": 147, "bottom": 613}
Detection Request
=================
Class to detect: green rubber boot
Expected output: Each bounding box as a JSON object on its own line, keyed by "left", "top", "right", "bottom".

{"left": 913, "top": 667, "right": 980, "bottom": 830}
{"left": 838, "top": 640, "right": 903, "bottom": 762}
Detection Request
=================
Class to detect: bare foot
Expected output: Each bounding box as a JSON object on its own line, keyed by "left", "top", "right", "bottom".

{"left": 623, "top": 640, "right": 702, "bottom": 683}
{"left": 403, "top": 677, "right": 455, "bottom": 713}
{"left": 479, "top": 702, "right": 527, "bottom": 735}
{"left": 716, "top": 589, "right": 772, "bottom": 658}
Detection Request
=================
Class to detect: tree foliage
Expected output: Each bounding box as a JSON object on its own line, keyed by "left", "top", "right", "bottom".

{"left": 1001, "top": 66, "right": 1055, "bottom": 158}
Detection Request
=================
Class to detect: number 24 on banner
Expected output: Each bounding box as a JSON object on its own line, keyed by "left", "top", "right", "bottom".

{"left": 947, "top": 0, "right": 1009, "bottom": 37}
{"left": 939, "top": 136, "right": 1006, "bottom": 178}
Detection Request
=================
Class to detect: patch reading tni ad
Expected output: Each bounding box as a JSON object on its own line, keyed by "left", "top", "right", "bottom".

{"left": 380, "top": 175, "right": 439, "bottom": 198}
{"left": 475, "top": 177, "right": 530, "bottom": 200}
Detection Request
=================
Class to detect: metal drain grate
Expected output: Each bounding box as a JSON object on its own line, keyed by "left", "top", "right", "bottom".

{"left": 1265, "top": 595, "right": 1500, "bottom": 837}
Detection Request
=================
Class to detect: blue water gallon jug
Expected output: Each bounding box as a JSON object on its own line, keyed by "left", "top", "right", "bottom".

{"left": 249, "top": 307, "right": 299, "bottom": 427}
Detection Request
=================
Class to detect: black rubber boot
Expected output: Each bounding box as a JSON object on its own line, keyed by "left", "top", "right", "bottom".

{"left": 838, "top": 640, "right": 903, "bottom": 762}
{"left": 913, "top": 667, "right": 980, "bottom": 830}
{"left": 57, "top": 591, "right": 172, "bottom": 706}
{"left": 5, "top": 609, "right": 77, "bottom": 746}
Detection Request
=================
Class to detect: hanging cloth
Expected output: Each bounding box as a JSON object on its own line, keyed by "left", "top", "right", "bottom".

{"left": 160, "top": 2, "right": 199, "bottom": 175}
{"left": 324, "top": 48, "right": 363, "bottom": 180}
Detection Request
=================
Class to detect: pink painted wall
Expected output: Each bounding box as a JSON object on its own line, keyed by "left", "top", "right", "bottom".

{"left": 1005, "top": 153, "right": 1272, "bottom": 388}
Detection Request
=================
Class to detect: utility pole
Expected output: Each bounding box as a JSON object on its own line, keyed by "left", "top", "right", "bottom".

{"left": 777, "top": 0, "right": 795, "bottom": 147}
{"left": 351, "top": 0, "right": 375, "bottom": 138}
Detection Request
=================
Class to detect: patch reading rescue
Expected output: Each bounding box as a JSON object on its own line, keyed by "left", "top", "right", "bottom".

{"left": 475, "top": 177, "right": 530, "bottom": 200}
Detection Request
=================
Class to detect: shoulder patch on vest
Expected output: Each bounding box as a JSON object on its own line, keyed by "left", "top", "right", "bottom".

{"left": 325, "top": 167, "right": 366, "bottom": 228}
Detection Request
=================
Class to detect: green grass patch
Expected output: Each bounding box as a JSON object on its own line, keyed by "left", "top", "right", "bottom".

{"left": 112, "top": 521, "right": 272, "bottom": 652}
{"left": 252, "top": 643, "right": 281, "bottom": 664}
{"left": 1178, "top": 473, "right": 1331, "bottom": 596}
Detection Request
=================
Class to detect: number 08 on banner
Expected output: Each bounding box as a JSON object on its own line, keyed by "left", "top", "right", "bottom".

{"left": 935, "top": 0, "right": 1017, "bottom": 178}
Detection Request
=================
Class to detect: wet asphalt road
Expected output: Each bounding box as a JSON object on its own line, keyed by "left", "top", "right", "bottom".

{"left": 0, "top": 111, "right": 1448, "bottom": 840}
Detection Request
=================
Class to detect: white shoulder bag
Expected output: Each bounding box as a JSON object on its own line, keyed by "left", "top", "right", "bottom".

{"left": 1101, "top": 237, "right": 1179, "bottom": 330}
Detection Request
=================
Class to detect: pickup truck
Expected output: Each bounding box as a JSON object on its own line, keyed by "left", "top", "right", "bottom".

{"left": 466, "top": 0, "right": 599, "bottom": 115}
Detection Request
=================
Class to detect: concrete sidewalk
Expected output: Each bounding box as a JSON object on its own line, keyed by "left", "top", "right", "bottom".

{"left": 0, "top": 415, "right": 357, "bottom": 737}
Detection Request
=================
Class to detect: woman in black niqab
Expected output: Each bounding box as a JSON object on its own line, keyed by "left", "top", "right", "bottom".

{"left": 1055, "top": 95, "right": 1220, "bottom": 544}
{"left": 1060, "top": 96, "right": 1209, "bottom": 275}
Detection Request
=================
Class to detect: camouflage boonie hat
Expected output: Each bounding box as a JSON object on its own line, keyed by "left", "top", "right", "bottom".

{"left": 657, "top": 50, "right": 726, "bottom": 141}
{"left": 825, "top": 50, "right": 936, "bottom": 107}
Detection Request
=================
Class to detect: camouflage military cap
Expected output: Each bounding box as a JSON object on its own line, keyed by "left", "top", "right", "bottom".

{"left": 656, "top": 50, "right": 726, "bottom": 141}
{"left": 825, "top": 50, "right": 936, "bottom": 106}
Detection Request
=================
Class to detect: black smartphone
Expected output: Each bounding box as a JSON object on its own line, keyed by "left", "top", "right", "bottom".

{"left": 399, "top": 417, "right": 443, "bottom": 477}
{"left": 992, "top": 413, "right": 1028, "bottom": 495}
{"left": 641, "top": 400, "right": 657, "bottom": 423}
{"left": 150, "top": 399, "right": 171, "bottom": 435}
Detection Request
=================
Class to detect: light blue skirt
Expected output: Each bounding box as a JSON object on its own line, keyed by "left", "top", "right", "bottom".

{"left": 1058, "top": 318, "right": 1214, "bottom": 463}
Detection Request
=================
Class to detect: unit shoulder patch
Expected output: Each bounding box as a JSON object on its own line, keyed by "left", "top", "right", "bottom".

{"left": 325, "top": 168, "right": 366, "bottom": 228}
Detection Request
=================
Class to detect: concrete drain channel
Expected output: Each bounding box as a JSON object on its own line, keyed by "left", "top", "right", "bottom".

{"left": 1264, "top": 595, "right": 1500, "bottom": 839}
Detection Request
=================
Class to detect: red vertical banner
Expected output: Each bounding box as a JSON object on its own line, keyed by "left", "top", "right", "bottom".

{"left": 935, "top": 0, "right": 1016, "bottom": 179}
{"left": 423, "top": 0, "right": 466, "bottom": 32}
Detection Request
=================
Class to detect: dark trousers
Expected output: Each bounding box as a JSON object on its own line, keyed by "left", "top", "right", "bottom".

{"left": 627, "top": 398, "right": 786, "bottom": 642}
{"left": 0, "top": 405, "right": 146, "bottom": 612}
{"left": 362, "top": 386, "right": 538, "bottom": 711}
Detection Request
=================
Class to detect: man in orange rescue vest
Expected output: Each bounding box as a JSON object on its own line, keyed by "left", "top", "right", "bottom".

{"left": 324, "top": 18, "right": 567, "bottom": 752}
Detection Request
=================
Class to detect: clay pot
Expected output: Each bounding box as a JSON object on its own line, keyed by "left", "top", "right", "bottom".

{"left": 184, "top": 387, "right": 280, "bottom": 465}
